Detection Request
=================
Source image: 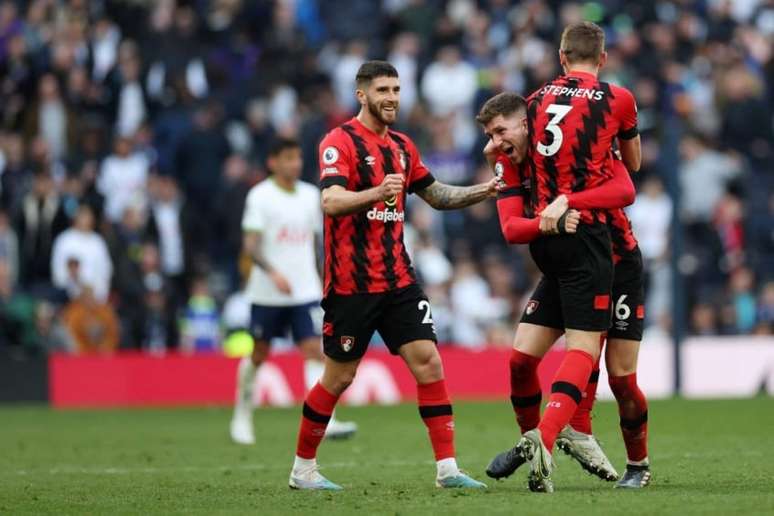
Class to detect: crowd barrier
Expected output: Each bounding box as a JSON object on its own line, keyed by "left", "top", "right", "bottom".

{"left": 40, "top": 335, "right": 774, "bottom": 407}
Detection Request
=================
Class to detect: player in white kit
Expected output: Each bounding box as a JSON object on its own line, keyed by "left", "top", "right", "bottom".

{"left": 230, "top": 138, "right": 357, "bottom": 444}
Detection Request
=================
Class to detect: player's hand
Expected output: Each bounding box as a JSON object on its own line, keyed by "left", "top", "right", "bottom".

{"left": 539, "top": 194, "right": 569, "bottom": 234}
{"left": 377, "top": 174, "right": 404, "bottom": 202}
{"left": 269, "top": 270, "right": 292, "bottom": 295}
{"left": 485, "top": 176, "right": 500, "bottom": 197}
{"left": 563, "top": 209, "right": 581, "bottom": 234}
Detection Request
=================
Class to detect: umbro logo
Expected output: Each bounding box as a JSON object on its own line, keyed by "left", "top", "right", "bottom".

{"left": 365, "top": 156, "right": 376, "bottom": 166}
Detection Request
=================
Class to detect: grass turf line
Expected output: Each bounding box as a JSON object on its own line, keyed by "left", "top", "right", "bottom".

{"left": 1, "top": 398, "right": 773, "bottom": 515}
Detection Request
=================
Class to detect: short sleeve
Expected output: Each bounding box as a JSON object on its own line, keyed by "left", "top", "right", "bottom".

{"left": 615, "top": 87, "right": 639, "bottom": 140}
{"left": 495, "top": 155, "right": 523, "bottom": 200}
{"left": 402, "top": 137, "right": 435, "bottom": 194}
{"left": 319, "top": 131, "right": 352, "bottom": 189}
{"left": 241, "top": 188, "right": 265, "bottom": 232}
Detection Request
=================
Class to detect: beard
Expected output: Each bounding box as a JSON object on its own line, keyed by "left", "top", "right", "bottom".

{"left": 367, "top": 98, "right": 398, "bottom": 126}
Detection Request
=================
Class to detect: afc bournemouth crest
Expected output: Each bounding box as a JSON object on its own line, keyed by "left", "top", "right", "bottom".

{"left": 494, "top": 162, "right": 504, "bottom": 177}
{"left": 340, "top": 335, "right": 355, "bottom": 352}
{"left": 525, "top": 300, "right": 539, "bottom": 315}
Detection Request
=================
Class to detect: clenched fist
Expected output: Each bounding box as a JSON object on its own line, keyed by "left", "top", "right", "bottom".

{"left": 377, "top": 174, "right": 404, "bottom": 202}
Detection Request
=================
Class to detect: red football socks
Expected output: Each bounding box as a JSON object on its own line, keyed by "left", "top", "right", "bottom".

{"left": 609, "top": 373, "right": 649, "bottom": 462}
{"left": 509, "top": 349, "right": 542, "bottom": 433}
{"left": 295, "top": 382, "right": 339, "bottom": 459}
{"left": 538, "top": 349, "right": 594, "bottom": 451}
{"left": 417, "top": 379, "right": 455, "bottom": 461}
{"left": 568, "top": 360, "right": 599, "bottom": 435}
{"left": 569, "top": 335, "right": 605, "bottom": 434}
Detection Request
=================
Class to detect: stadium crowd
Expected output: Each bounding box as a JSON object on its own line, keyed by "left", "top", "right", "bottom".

{"left": 0, "top": 0, "right": 772, "bottom": 354}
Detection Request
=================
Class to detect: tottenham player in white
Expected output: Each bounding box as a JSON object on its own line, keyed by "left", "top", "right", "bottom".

{"left": 230, "top": 138, "right": 357, "bottom": 444}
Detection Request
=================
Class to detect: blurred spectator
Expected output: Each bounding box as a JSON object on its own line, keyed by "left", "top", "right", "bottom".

{"left": 213, "top": 154, "right": 252, "bottom": 286}
{"left": 0, "top": 209, "right": 18, "bottom": 285}
{"left": 629, "top": 176, "right": 673, "bottom": 330}
{"left": 111, "top": 41, "right": 147, "bottom": 137}
{"left": 728, "top": 267, "right": 758, "bottom": 334}
{"left": 31, "top": 301, "right": 71, "bottom": 353}
{"left": 14, "top": 169, "right": 69, "bottom": 291}
{"left": 332, "top": 40, "right": 367, "bottom": 113}
{"left": 388, "top": 33, "right": 420, "bottom": 118}
{"left": 449, "top": 259, "right": 509, "bottom": 347}
{"left": 757, "top": 281, "right": 774, "bottom": 334}
{"left": 51, "top": 204, "right": 112, "bottom": 302}
{"left": 23, "top": 74, "right": 76, "bottom": 161}
{"left": 679, "top": 134, "right": 742, "bottom": 224}
{"left": 0, "top": 133, "right": 29, "bottom": 212}
{"left": 0, "top": 258, "right": 36, "bottom": 349}
{"left": 174, "top": 102, "right": 230, "bottom": 255}
{"left": 179, "top": 276, "right": 220, "bottom": 353}
{"left": 98, "top": 136, "right": 150, "bottom": 224}
{"left": 61, "top": 286, "right": 120, "bottom": 354}
{"left": 691, "top": 302, "right": 719, "bottom": 336}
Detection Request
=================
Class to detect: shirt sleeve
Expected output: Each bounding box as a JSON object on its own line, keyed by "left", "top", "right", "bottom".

{"left": 566, "top": 157, "right": 635, "bottom": 210}
{"left": 615, "top": 87, "right": 639, "bottom": 140}
{"left": 495, "top": 155, "right": 523, "bottom": 200}
{"left": 241, "top": 189, "right": 265, "bottom": 232}
{"left": 403, "top": 137, "right": 435, "bottom": 194}
{"left": 318, "top": 131, "right": 353, "bottom": 190}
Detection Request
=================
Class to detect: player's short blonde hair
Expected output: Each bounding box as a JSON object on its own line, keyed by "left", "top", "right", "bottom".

{"left": 560, "top": 21, "right": 605, "bottom": 65}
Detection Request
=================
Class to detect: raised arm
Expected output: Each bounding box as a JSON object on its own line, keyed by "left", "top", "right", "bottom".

{"left": 415, "top": 178, "right": 498, "bottom": 211}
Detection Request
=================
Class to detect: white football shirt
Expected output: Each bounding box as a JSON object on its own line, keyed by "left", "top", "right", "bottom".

{"left": 242, "top": 178, "right": 322, "bottom": 306}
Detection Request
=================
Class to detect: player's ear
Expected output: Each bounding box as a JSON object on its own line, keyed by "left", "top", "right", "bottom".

{"left": 355, "top": 87, "right": 367, "bottom": 107}
{"left": 598, "top": 51, "right": 608, "bottom": 69}
{"left": 558, "top": 49, "right": 567, "bottom": 70}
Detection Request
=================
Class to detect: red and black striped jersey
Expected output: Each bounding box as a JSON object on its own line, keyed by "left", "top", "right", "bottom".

{"left": 606, "top": 208, "right": 639, "bottom": 264}
{"left": 494, "top": 153, "right": 532, "bottom": 216}
{"left": 526, "top": 71, "right": 638, "bottom": 224}
{"left": 318, "top": 117, "right": 435, "bottom": 295}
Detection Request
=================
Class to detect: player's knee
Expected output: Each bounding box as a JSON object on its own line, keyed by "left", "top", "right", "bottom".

{"left": 414, "top": 350, "right": 443, "bottom": 382}
{"left": 607, "top": 360, "right": 636, "bottom": 377}
{"left": 327, "top": 368, "right": 357, "bottom": 394}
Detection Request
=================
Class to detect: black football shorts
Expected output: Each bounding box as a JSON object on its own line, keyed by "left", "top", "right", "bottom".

{"left": 608, "top": 246, "right": 645, "bottom": 341}
{"left": 524, "top": 221, "right": 614, "bottom": 332}
{"left": 321, "top": 283, "right": 437, "bottom": 362}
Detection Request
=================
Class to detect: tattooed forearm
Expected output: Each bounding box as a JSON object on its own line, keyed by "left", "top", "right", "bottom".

{"left": 417, "top": 181, "right": 493, "bottom": 210}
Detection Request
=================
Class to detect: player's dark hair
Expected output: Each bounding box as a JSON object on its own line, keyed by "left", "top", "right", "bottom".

{"left": 267, "top": 137, "right": 300, "bottom": 157}
{"left": 475, "top": 92, "right": 527, "bottom": 126}
{"left": 356, "top": 60, "right": 399, "bottom": 88}
{"left": 560, "top": 21, "right": 605, "bottom": 65}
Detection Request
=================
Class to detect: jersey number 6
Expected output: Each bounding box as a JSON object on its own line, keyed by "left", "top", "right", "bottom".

{"left": 537, "top": 104, "right": 573, "bottom": 157}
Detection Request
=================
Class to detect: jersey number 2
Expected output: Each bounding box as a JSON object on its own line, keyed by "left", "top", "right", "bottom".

{"left": 418, "top": 300, "right": 433, "bottom": 324}
{"left": 537, "top": 104, "right": 573, "bottom": 157}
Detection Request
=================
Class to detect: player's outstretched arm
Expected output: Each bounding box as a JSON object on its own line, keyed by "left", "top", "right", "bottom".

{"left": 415, "top": 179, "right": 498, "bottom": 211}
{"left": 321, "top": 174, "right": 404, "bottom": 217}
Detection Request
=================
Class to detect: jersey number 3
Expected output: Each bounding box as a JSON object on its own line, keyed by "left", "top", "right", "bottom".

{"left": 537, "top": 104, "right": 573, "bottom": 157}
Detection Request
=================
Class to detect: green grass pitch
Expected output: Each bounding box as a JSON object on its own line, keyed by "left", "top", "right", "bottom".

{"left": 2, "top": 398, "right": 773, "bottom": 515}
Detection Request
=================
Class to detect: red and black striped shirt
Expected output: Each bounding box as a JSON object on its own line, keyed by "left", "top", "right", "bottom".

{"left": 526, "top": 71, "right": 638, "bottom": 224}
{"left": 318, "top": 117, "right": 435, "bottom": 295}
{"left": 607, "top": 208, "right": 639, "bottom": 264}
